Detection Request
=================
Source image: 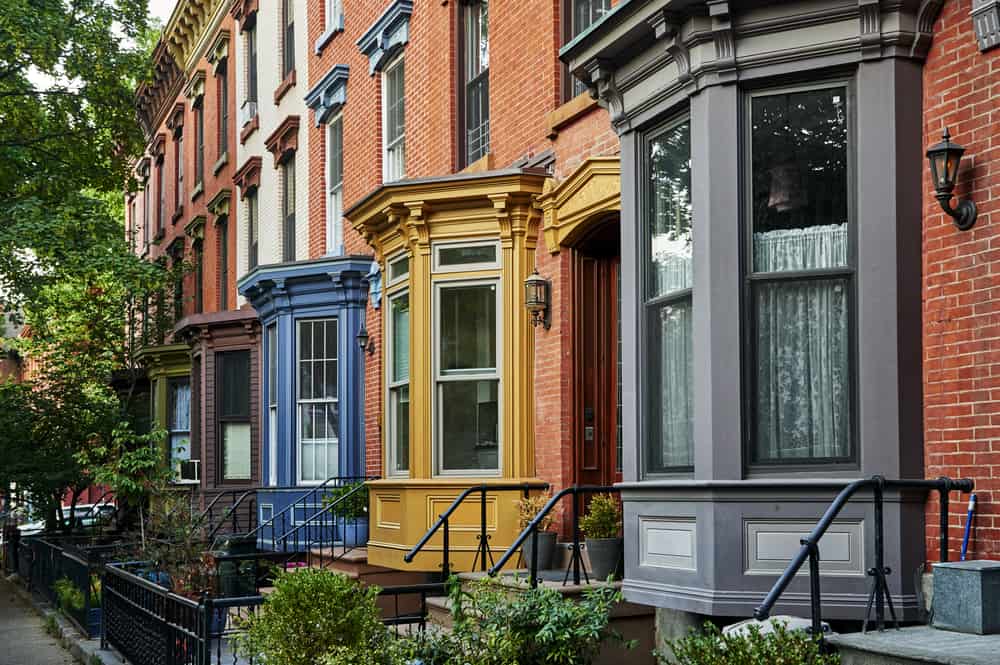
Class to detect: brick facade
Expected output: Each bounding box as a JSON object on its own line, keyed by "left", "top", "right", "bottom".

{"left": 923, "top": 0, "right": 1000, "bottom": 562}
{"left": 304, "top": 0, "right": 620, "bottom": 496}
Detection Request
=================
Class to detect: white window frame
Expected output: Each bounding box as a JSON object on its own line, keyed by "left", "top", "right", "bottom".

{"left": 167, "top": 377, "right": 196, "bottom": 484}
{"left": 326, "top": 113, "right": 344, "bottom": 255}
{"left": 296, "top": 318, "right": 339, "bottom": 485}
{"left": 381, "top": 54, "right": 405, "bottom": 182}
{"left": 432, "top": 239, "right": 501, "bottom": 273}
{"left": 266, "top": 323, "right": 278, "bottom": 486}
{"left": 386, "top": 289, "right": 410, "bottom": 477}
{"left": 432, "top": 277, "right": 502, "bottom": 477}
{"left": 326, "top": 0, "right": 344, "bottom": 32}
{"left": 386, "top": 252, "right": 410, "bottom": 286}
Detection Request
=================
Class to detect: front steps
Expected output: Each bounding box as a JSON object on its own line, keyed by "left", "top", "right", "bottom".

{"left": 424, "top": 570, "right": 656, "bottom": 665}
{"left": 829, "top": 626, "right": 1000, "bottom": 665}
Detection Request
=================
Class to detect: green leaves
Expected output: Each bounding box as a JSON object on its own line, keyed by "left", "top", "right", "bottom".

{"left": 660, "top": 621, "right": 840, "bottom": 665}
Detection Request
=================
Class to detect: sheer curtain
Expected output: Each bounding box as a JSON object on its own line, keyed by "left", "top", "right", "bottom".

{"left": 169, "top": 381, "right": 191, "bottom": 463}
{"left": 754, "top": 224, "right": 849, "bottom": 460}
{"left": 653, "top": 245, "right": 693, "bottom": 469}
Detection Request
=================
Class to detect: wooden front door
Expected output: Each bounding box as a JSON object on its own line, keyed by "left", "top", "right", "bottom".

{"left": 574, "top": 222, "right": 621, "bottom": 487}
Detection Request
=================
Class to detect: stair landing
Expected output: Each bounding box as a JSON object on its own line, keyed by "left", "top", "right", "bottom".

{"left": 829, "top": 626, "right": 1000, "bottom": 665}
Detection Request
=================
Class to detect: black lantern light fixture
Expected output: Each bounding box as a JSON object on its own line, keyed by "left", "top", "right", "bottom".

{"left": 927, "top": 128, "right": 977, "bottom": 231}
{"left": 524, "top": 269, "right": 550, "bottom": 330}
{"left": 356, "top": 325, "right": 375, "bottom": 356}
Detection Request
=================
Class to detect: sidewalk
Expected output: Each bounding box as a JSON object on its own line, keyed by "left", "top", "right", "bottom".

{"left": 0, "top": 576, "right": 74, "bottom": 665}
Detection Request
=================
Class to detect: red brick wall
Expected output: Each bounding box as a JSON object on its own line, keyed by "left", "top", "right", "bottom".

{"left": 134, "top": 15, "right": 238, "bottom": 323}
{"left": 923, "top": 0, "right": 1000, "bottom": 562}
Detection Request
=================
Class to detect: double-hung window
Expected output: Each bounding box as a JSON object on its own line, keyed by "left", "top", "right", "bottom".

{"left": 267, "top": 324, "right": 278, "bottom": 486}
{"left": 436, "top": 280, "right": 500, "bottom": 474}
{"left": 567, "top": 0, "right": 610, "bottom": 99}
{"left": 326, "top": 114, "right": 344, "bottom": 254}
{"left": 157, "top": 158, "right": 165, "bottom": 233}
{"left": 282, "top": 0, "right": 295, "bottom": 79}
{"left": 282, "top": 159, "right": 296, "bottom": 261}
{"left": 644, "top": 116, "right": 693, "bottom": 474}
{"left": 247, "top": 191, "right": 259, "bottom": 269}
{"left": 387, "top": 282, "right": 410, "bottom": 475}
{"left": 246, "top": 26, "right": 258, "bottom": 107}
{"left": 143, "top": 182, "right": 150, "bottom": 247}
{"left": 174, "top": 131, "right": 184, "bottom": 212}
{"left": 747, "top": 83, "right": 853, "bottom": 464}
{"left": 218, "top": 350, "right": 252, "bottom": 481}
{"left": 326, "top": 0, "right": 343, "bottom": 32}
{"left": 218, "top": 64, "right": 229, "bottom": 156}
{"left": 297, "top": 319, "right": 338, "bottom": 483}
{"left": 461, "top": 0, "right": 489, "bottom": 166}
{"left": 194, "top": 100, "right": 205, "bottom": 187}
{"left": 382, "top": 57, "right": 405, "bottom": 182}
{"left": 168, "top": 377, "right": 192, "bottom": 480}
{"left": 219, "top": 216, "right": 229, "bottom": 310}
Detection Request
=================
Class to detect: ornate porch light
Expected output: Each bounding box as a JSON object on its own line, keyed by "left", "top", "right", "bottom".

{"left": 524, "top": 269, "right": 551, "bottom": 330}
{"left": 927, "top": 128, "right": 977, "bottom": 231}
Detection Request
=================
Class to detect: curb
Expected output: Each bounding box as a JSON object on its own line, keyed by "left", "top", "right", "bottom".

{"left": 3, "top": 574, "right": 125, "bottom": 665}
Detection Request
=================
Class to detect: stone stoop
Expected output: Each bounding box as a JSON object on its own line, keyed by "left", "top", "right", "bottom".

{"left": 828, "top": 626, "right": 1000, "bottom": 665}
{"left": 422, "top": 571, "right": 657, "bottom": 665}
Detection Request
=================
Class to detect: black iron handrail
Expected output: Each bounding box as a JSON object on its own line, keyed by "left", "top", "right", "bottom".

{"left": 245, "top": 475, "right": 372, "bottom": 544}
{"left": 489, "top": 485, "right": 619, "bottom": 588}
{"left": 403, "top": 482, "right": 549, "bottom": 578}
{"left": 204, "top": 489, "right": 258, "bottom": 543}
{"left": 754, "top": 475, "right": 974, "bottom": 636}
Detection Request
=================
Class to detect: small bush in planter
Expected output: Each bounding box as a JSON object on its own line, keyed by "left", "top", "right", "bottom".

{"left": 53, "top": 577, "right": 85, "bottom": 613}
{"left": 660, "top": 620, "right": 840, "bottom": 665}
{"left": 322, "top": 481, "right": 369, "bottom": 520}
{"left": 233, "top": 567, "right": 388, "bottom": 665}
{"left": 516, "top": 492, "right": 558, "bottom": 570}
{"left": 579, "top": 493, "right": 621, "bottom": 539}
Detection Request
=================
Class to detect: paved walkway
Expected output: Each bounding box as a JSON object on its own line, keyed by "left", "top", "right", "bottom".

{"left": 0, "top": 578, "right": 75, "bottom": 665}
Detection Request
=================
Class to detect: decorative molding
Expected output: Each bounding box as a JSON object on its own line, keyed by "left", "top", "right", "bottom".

{"left": 233, "top": 156, "right": 262, "bottom": 199}
{"left": 207, "top": 188, "right": 232, "bottom": 218}
{"left": 264, "top": 115, "right": 301, "bottom": 167}
{"left": 708, "top": 1, "right": 736, "bottom": 78}
{"left": 357, "top": 0, "right": 413, "bottom": 75}
{"left": 166, "top": 102, "right": 185, "bottom": 137}
{"left": 152, "top": 133, "right": 167, "bottom": 161}
{"left": 537, "top": 157, "right": 620, "bottom": 254}
{"left": 240, "top": 113, "right": 259, "bottom": 144}
{"left": 184, "top": 70, "right": 206, "bottom": 100}
{"left": 229, "top": 0, "right": 257, "bottom": 31}
{"left": 858, "top": 0, "right": 882, "bottom": 60}
{"left": 207, "top": 29, "right": 230, "bottom": 70}
{"left": 584, "top": 59, "right": 628, "bottom": 132}
{"left": 648, "top": 10, "right": 691, "bottom": 83}
{"left": 134, "top": 42, "right": 183, "bottom": 139}
{"left": 273, "top": 69, "right": 296, "bottom": 104}
{"left": 305, "top": 64, "right": 350, "bottom": 126}
{"left": 137, "top": 156, "right": 151, "bottom": 181}
{"left": 184, "top": 215, "right": 207, "bottom": 240}
{"left": 162, "top": 0, "right": 230, "bottom": 72}
{"left": 315, "top": 11, "right": 346, "bottom": 54}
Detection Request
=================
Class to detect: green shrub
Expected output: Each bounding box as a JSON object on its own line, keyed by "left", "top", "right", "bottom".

{"left": 660, "top": 621, "right": 840, "bottom": 665}
{"left": 395, "top": 576, "right": 629, "bottom": 665}
{"left": 579, "top": 494, "right": 621, "bottom": 539}
{"left": 43, "top": 614, "right": 59, "bottom": 637}
{"left": 322, "top": 482, "right": 369, "bottom": 520}
{"left": 53, "top": 577, "right": 85, "bottom": 613}
{"left": 232, "top": 568, "right": 388, "bottom": 665}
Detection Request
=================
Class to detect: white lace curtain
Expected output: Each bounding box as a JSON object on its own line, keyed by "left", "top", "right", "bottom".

{"left": 169, "top": 381, "right": 191, "bottom": 462}
{"left": 754, "top": 223, "right": 850, "bottom": 460}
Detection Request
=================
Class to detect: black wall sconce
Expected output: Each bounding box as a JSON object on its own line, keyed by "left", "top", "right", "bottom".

{"left": 356, "top": 325, "right": 375, "bottom": 356}
{"left": 926, "top": 128, "right": 977, "bottom": 231}
{"left": 524, "top": 269, "right": 551, "bottom": 330}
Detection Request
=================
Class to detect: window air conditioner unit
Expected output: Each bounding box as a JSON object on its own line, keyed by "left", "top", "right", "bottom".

{"left": 178, "top": 459, "right": 201, "bottom": 483}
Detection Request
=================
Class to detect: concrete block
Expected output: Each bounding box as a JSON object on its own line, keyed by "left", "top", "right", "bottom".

{"left": 932, "top": 560, "right": 1000, "bottom": 635}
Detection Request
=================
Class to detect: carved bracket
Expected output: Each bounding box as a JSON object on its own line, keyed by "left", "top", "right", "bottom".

{"left": 859, "top": 0, "right": 882, "bottom": 60}
{"left": 264, "top": 115, "right": 301, "bottom": 167}
{"left": 584, "top": 59, "right": 628, "bottom": 133}
{"left": 233, "top": 156, "right": 262, "bottom": 199}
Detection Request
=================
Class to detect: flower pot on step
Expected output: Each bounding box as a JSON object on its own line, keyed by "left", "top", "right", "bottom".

{"left": 337, "top": 517, "right": 369, "bottom": 548}
{"left": 586, "top": 537, "right": 623, "bottom": 581}
{"left": 521, "top": 531, "right": 557, "bottom": 571}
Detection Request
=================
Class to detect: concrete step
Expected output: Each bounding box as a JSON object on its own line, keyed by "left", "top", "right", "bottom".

{"left": 829, "top": 625, "right": 1000, "bottom": 665}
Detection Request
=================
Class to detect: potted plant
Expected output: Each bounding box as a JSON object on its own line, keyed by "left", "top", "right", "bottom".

{"left": 517, "top": 492, "right": 557, "bottom": 572}
{"left": 322, "top": 482, "right": 369, "bottom": 548}
{"left": 579, "top": 493, "right": 623, "bottom": 581}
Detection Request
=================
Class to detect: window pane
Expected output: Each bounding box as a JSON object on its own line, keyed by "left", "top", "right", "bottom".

{"left": 751, "top": 87, "right": 848, "bottom": 273}
{"left": 267, "top": 324, "right": 277, "bottom": 407}
{"left": 388, "top": 256, "right": 409, "bottom": 282}
{"left": 754, "top": 278, "right": 850, "bottom": 461}
{"left": 438, "top": 244, "right": 496, "bottom": 267}
{"left": 299, "top": 403, "right": 339, "bottom": 481}
{"left": 223, "top": 422, "right": 252, "bottom": 480}
{"left": 646, "top": 298, "right": 693, "bottom": 471}
{"left": 440, "top": 284, "right": 496, "bottom": 372}
{"left": 219, "top": 351, "right": 250, "bottom": 418}
{"left": 391, "top": 294, "right": 409, "bottom": 383}
{"left": 392, "top": 385, "right": 409, "bottom": 472}
{"left": 440, "top": 380, "right": 498, "bottom": 471}
{"left": 648, "top": 121, "right": 692, "bottom": 298}
{"left": 169, "top": 379, "right": 191, "bottom": 430}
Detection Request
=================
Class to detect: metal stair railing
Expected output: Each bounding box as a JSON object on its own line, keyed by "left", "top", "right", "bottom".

{"left": 489, "top": 485, "right": 620, "bottom": 588}
{"left": 244, "top": 475, "right": 371, "bottom": 552}
{"left": 272, "top": 477, "right": 379, "bottom": 570}
{"left": 403, "top": 482, "right": 549, "bottom": 579}
{"left": 754, "top": 475, "right": 974, "bottom": 638}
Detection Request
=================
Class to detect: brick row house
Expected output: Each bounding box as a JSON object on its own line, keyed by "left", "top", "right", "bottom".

{"left": 125, "top": 0, "right": 1000, "bottom": 646}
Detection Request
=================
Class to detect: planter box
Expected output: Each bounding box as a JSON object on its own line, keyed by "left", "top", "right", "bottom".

{"left": 932, "top": 560, "right": 1000, "bottom": 634}
{"left": 338, "top": 518, "right": 369, "bottom": 548}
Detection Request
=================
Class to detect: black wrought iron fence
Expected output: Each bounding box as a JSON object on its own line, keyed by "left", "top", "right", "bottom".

{"left": 24, "top": 538, "right": 105, "bottom": 637}
{"left": 102, "top": 562, "right": 265, "bottom": 665}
